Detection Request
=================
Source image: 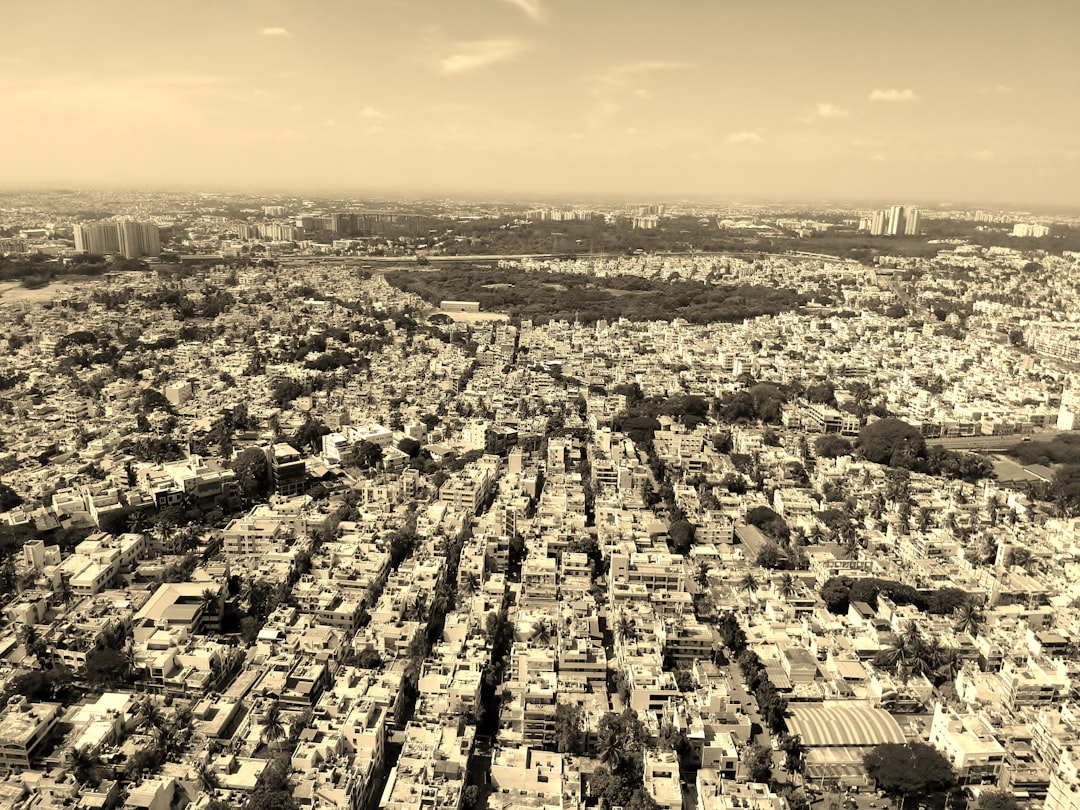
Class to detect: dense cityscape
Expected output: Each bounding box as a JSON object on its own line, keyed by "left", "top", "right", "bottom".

{"left": 0, "top": 188, "right": 1080, "bottom": 810}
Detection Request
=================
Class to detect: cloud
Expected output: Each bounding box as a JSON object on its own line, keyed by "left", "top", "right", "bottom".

{"left": 360, "top": 106, "right": 388, "bottom": 120}
{"left": 869, "top": 88, "right": 919, "bottom": 102}
{"left": 978, "top": 84, "right": 1013, "bottom": 95}
{"left": 260, "top": 27, "right": 290, "bottom": 37}
{"left": 968, "top": 149, "right": 995, "bottom": 161}
{"left": 814, "top": 102, "right": 849, "bottom": 119}
{"left": 439, "top": 39, "right": 528, "bottom": 74}
{"left": 586, "top": 60, "right": 691, "bottom": 128}
{"left": 727, "top": 131, "right": 762, "bottom": 144}
{"left": 502, "top": 0, "right": 544, "bottom": 22}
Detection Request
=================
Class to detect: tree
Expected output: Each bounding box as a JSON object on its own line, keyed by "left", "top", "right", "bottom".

{"left": 864, "top": 742, "right": 956, "bottom": 804}
{"left": 0, "top": 482, "right": 23, "bottom": 511}
{"left": 194, "top": 760, "right": 222, "bottom": 794}
{"left": 84, "top": 647, "right": 131, "bottom": 688}
{"left": 65, "top": 745, "right": 105, "bottom": 787}
{"left": 953, "top": 602, "right": 985, "bottom": 638}
{"left": 974, "top": 790, "right": 1020, "bottom": 810}
{"left": 614, "top": 610, "right": 638, "bottom": 644}
{"left": 742, "top": 743, "right": 773, "bottom": 782}
{"left": 136, "top": 695, "right": 167, "bottom": 735}
{"left": 779, "top": 734, "right": 808, "bottom": 784}
{"left": 669, "top": 519, "right": 695, "bottom": 553}
{"left": 738, "top": 571, "right": 759, "bottom": 597}
{"left": 554, "top": 703, "right": 585, "bottom": 755}
{"left": 233, "top": 447, "right": 271, "bottom": 499}
{"left": 776, "top": 572, "right": 797, "bottom": 600}
{"left": 746, "top": 505, "right": 790, "bottom": 544}
{"left": 756, "top": 542, "right": 785, "bottom": 570}
{"left": 125, "top": 746, "right": 164, "bottom": 780}
{"left": 261, "top": 700, "right": 286, "bottom": 752}
{"left": 356, "top": 440, "right": 383, "bottom": 470}
{"left": 814, "top": 434, "right": 853, "bottom": 458}
{"left": 858, "top": 418, "right": 926, "bottom": 468}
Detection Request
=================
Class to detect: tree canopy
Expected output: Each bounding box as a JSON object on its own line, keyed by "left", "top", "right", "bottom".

{"left": 859, "top": 418, "right": 926, "bottom": 467}
{"left": 864, "top": 742, "right": 956, "bottom": 798}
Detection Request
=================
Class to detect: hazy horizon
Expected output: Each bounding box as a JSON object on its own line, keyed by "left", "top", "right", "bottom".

{"left": 2, "top": 0, "right": 1077, "bottom": 207}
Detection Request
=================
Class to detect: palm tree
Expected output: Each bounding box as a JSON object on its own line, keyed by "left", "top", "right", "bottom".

{"left": 953, "top": 602, "right": 984, "bottom": 638}
{"left": 57, "top": 579, "right": 74, "bottom": 606}
{"left": 695, "top": 562, "right": 711, "bottom": 591}
{"left": 531, "top": 619, "right": 552, "bottom": 648}
{"left": 65, "top": 745, "right": 104, "bottom": 787}
{"left": 19, "top": 624, "right": 50, "bottom": 668}
{"left": 126, "top": 510, "right": 150, "bottom": 535}
{"left": 613, "top": 610, "right": 637, "bottom": 644}
{"left": 261, "top": 700, "right": 286, "bottom": 752}
{"left": 193, "top": 761, "right": 221, "bottom": 794}
{"left": 18, "top": 623, "right": 37, "bottom": 650}
{"left": 875, "top": 624, "right": 932, "bottom": 685}
{"left": 776, "top": 573, "right": 797, "bottom": 600}
{"left": 200, "top": 588, "right": 220, "bottom": 626}
{"left": 136, "top": 695, "right": 167, "bottom": 735}
{"left": 459, "top": 571, "right": 479, "bottom": 596}
{"left": 597, "top": 728, "right": 625, "bottom": 770}
{"left": 779, "top": 734, "right": 808, "bottom": 786}
{"left": 738, "top": 571, "right": 759, "bottom": 598}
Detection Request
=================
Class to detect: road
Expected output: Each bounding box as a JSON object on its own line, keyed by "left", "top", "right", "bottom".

{"left": 927, "top": 430, "right": 1061, "bottom": 452}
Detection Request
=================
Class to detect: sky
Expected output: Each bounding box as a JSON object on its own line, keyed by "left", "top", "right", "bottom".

{"left": 1, "top": 0, "right": 1078, "bottom": 207}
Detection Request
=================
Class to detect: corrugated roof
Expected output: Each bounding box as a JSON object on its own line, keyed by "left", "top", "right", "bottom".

{"left": 787, "top": 702, "right": 905, "bottom": 747}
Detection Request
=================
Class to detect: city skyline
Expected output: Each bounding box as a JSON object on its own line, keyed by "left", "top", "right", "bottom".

{"left": 1, "top": 1, "right": 1078, "bottom": 206}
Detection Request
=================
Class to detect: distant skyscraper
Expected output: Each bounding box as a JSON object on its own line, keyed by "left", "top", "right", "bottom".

{"left": 74, "top": 220, "right": 160, "bottom": 257}
{"left": 73, "top": 222, "right": 121, "bottom": 254}
{"left": 117, "top": 221, "right": 161, "bottom": 258}
{"left": 904, "top": 208, "right": 921, "bottom": 235}
{"left": 863, "top": 205, "right": 920, "bottom": 236}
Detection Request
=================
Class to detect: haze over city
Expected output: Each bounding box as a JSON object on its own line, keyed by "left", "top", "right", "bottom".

{"left": 2, "top": 0, "right": 1078, "bottom": 205}
{"left": 6, "top": 4, "right": 1080, "bottom": 810}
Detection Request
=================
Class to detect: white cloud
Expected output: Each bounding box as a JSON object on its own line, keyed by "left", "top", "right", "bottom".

{"left": 502, "top": 0, "right": 544, "bottom": 23}
{"left": 439, "top": 39, "right": 528, "bottom": 74}
{"left": 360, "top": 106, "right": 388, "bottom": 120}
{"left": 978, "top": 84, "right": 1013, "bottom": 95}
{"left": 968, "top": 149, "right": 995, "bottom": 161}
{"left": 869, "top": 88, "right": 919, "bottom": 102}
{"left": 727, "top": 131, "right": 762, "bottom": 144}
{"left": 815, "top": 102, "right": 849, "bottom": 119}
{"left": 585, "top": 60, "right": 690, "bottom": 128}
{"left": 260, "top": 27, "right": 290, "bottom": 37}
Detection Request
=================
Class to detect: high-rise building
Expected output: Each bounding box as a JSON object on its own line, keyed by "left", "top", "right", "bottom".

{"left": 863, "top": 205, "right": 920, "bottom": 236}
{"left": 73, "top": 222, "right": 121, "bottom": 254}
{"left": 117, "top": 221, "right": 161, "bottom": 258}
{"left": 904, "top": 208, "right": 921, "bottom": 235}
{"left": 74, "top": 220, "right": 159, "bottom": 257}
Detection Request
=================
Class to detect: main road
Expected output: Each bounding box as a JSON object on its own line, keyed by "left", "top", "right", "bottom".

{"left": 928, "top": 430, "right": 1061, "bottom": 452}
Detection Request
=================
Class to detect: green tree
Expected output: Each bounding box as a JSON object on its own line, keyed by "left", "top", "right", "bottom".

{"left": 614, "top": 610, "right": 638, "bottom": 643}
{"left": 553, "top": 703, "right": 585, "bottom": 755}
{"left": 260, "top": 700, "right": 286, "bottom": 752}
{"left": 858, "top": 418, "right": 926, "bottom": 468}
{"left": 233, "top": 447, "right": 271, "bottom": 499}
{"left": 738, "top": 571, "right": 759, "bottom": 597}
{"left": 65, "top": 745, "right": 105, "bottom": 787}
{"left": 974, "top": 789, "right": 1020, "bottom": 810}
{"left": 742, "top": 743, "right": 773, "bottom": 782}
{"left": 669, "top": 519, "right": 695, "bottom": 553}
{"left": 814, "top": 434, "right": 853, "bottom": 458}
{"left": 864, "top": 742, "right": 956, "bottom": 805}
{"left": 953, "top": 602, "right": 985, "bottom": 637}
